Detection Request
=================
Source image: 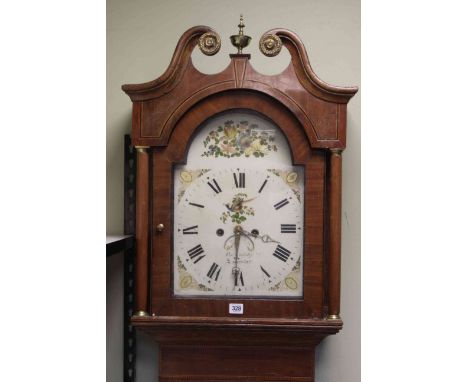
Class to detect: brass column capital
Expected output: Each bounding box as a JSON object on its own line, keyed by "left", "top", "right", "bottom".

{"left": 329, "top": 148, "right": 344, "bottom": 155}
{"left": 135, "top": 145, "right": 150, "bottom": 153}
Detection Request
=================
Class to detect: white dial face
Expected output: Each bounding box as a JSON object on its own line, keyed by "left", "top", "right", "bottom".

{"left": 173, "top": 112, "right": 304, "bottom": 297}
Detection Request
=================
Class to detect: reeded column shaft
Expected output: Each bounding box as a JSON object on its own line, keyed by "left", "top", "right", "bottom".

{"left": 134, "top": 146, "right": 150, "bottom": 316}
{"left": 328, "top": 149, "right": 343, "bottom": 320}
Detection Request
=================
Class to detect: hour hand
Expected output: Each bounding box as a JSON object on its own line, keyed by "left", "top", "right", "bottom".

{"left": 225, "top": 203, "right": 235, "bottom": 212}
{"left": 225, "top": 196, "right": 257, "bottom": 212}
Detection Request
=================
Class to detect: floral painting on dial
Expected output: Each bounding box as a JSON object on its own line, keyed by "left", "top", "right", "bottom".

{"left": 201, "top": 120, "right": 278, "bottom": 158}
{"left": 220, "top": 193, "right": 255, "bottom": 224}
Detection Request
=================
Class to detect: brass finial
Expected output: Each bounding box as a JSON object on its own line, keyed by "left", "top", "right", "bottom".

{"left": 238, "top": 14, "right": 245, "bottom": 36}
{"left": 230, "top": 14, "right": 251, "bottom": 54}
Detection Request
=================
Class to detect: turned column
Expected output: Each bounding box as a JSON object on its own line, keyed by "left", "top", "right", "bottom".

{"left": 134, "top": 146, "right": 150, "bottom": 316}
{"left": 327, "top": 148, "right": 343, "bottom": 320}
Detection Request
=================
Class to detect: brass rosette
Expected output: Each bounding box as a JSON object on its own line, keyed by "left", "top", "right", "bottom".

{"left": 198, "top": 31, "right": 221, "bottom": 56}
{"left": 259, "top": 33, "right": 282, "bottom": 57}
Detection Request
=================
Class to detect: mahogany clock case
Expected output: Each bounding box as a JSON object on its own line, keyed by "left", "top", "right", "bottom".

{"left": 121, "top": 25, "right": 357, "bottom": 380}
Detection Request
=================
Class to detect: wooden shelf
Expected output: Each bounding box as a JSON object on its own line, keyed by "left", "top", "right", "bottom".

{"left": 106, "top": 234, "right": 134, "bottom": 257}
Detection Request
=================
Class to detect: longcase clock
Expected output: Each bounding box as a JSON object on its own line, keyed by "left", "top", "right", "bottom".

{"left": 122, "top": 19, "right": 357, "bottom": 382}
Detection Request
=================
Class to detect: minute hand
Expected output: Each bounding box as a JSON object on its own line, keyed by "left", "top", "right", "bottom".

{"left": 232, "top": 230, "right": 241, "bottom": 276}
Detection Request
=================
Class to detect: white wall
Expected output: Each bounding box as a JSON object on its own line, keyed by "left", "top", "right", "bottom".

{"left": 107, "top": 1, "right": 360, "bottom": 381}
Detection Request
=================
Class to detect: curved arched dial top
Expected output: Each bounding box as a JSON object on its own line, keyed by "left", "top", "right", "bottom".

{"left": 173, "top": 167, "right": 304, "bottom": 297}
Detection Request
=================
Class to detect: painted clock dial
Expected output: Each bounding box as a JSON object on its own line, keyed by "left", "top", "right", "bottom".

{"left": 173, "top": 111, "right": 304, "bottom": 297}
